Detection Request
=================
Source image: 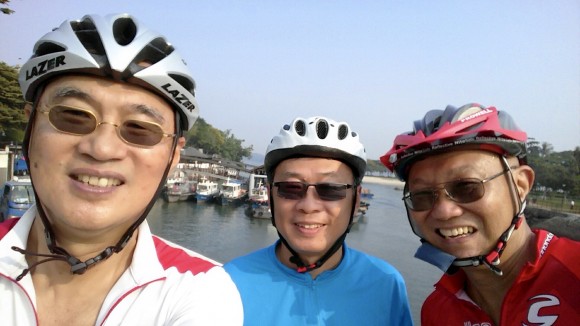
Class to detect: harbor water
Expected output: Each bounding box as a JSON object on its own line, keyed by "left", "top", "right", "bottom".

{"left": 147, "top": 180, "right": 440, "bottom": 325}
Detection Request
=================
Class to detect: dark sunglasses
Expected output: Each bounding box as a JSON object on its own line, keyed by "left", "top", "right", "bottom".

{"left": 40, "top": 105, "right": 175, "bottom": 147}
{"left": 273, "top": 181, "right": 354, "bottom": 201}
{"left": 403, "top": 169, "right": 510, "bottom": 211}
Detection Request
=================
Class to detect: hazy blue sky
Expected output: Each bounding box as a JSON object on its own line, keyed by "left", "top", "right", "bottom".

{"left": 1, "top": 1, "right": 578, "bottom": 159}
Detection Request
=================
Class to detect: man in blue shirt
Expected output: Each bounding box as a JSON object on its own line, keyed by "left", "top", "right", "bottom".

{"left": 225, "top": 116, "right": 413, "bottom": 325}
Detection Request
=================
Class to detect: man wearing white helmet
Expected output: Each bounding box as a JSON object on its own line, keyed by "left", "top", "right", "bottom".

{"left": 0, "top": 14, "right": 242, "bottom": 325}
{"left": 225, "top": 116, "right": 412, "bottom": 325}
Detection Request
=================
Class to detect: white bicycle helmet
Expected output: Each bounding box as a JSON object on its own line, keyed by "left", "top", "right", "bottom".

{"left": 19, "top": 13, "right": 198, "bottom": 131}
{"left": 265, "top": 116, "right": 367, "bottom": 183}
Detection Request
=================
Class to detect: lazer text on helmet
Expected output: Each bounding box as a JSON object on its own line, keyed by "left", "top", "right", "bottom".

{"left": 25, "top": 55, "right": 66, "bottom": 81}
{"left": 161, "top": 83, "right": 195, "bottom": 113}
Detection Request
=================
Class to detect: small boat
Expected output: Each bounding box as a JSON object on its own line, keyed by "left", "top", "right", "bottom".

{"left": 353, "top": 201, "right": 370, "bottom": 223}
{"left": 361, "top": 188, "right": 374, "bottom": 199}
{"left": 195, "top": 178, "right": 220, "bottom": 203}
{"left": 248, "top": 184, "right": 269, "bottom": 206}
{"left": 162, "top": 170, "right": 196, "bottom": 203}
{"left": 248, "top": 204, "right": 271, "bottom": 219}
{"left": 217, "top": 179, "right": 248, "bottom": 206}
{"left": 163, "top": 180, "right": 196, "bottom": 203}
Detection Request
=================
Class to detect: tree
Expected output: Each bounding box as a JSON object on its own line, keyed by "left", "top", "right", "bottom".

{"left": 1, "top": 0, "right": 15, "bottom": 15}
{"left": 185, "top": 117, "right": 253, "bottom": 162}
{"left": 0, "top": 61, "right": 27, "bottom": 145}
{"left": 540, "top": 142, "right": 554, "bottom": 157}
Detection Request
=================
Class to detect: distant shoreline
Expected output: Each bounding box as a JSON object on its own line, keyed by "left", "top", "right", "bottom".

{"left": 362, "top": 175, "right": 405, "bottom": 187}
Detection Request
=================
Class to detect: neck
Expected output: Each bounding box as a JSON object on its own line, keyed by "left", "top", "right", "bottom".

{"left": 26, "top": 216, "right": 137, "bottom": 280}
{"left": 275, "top": 241, "right": 344, "bottom": 279}
{"left": 463, "top": 222, "right": 536, "bottom": 324}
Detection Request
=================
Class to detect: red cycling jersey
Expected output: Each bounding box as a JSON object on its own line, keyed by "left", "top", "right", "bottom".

{"left": 421, "top": 229, "right": 580, "bottom": 326}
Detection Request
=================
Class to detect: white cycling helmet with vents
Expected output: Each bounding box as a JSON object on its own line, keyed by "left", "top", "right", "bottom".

{"left": 265, "top": 116, "right": 367, "bottom": 183}
{"left": 19, "top": 13, "right": 198, "bottom": 131}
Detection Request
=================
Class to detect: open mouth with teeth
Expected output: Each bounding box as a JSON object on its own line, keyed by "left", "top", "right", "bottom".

{"left": 438, "top": 226, "right": 475, "bottom": 239}
{"left": 296, "top": 223, "right": 324, "bottom": 229}
{"left": 76, "top": 174, "right": 123, "bottom": 187}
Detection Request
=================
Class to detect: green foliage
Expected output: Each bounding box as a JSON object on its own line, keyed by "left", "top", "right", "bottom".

{"left": 527, "top": 138, "right": 580, "bottom": 197}
{"left": 185, "top": 117, "right": 253, "bottom": 162}
{"left": 1, "top": 0, "right": 14, "bottom": 15}
{"left": 366, "top": 159, "right": 388, "bottom": 173}
{"left": 0, "top": 61, "right": 27, "bottom": 144}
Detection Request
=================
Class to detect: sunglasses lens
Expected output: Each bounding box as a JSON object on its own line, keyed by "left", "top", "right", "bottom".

{"left": 315, "top": 184, "right": 348, "bottom": 201}
{"left": 448, "top": 180, "right": 484, "bottom": 203}
{"left": 276, "top": 182, "right": 306, "bottom": 200}
{"left": 49, "top": 106, "right": 96, "bottom": 135}
{"left": 405, "top": 179, "right": 485, "bottom": 211}
{"left": 275, "top": 182, "right": 350, "bottom": 201}
{"left": 120, "top": 120, "right": 164, "bottom": 146}
{"left": 405, "top": 191, "right": 434, "bottom": 211}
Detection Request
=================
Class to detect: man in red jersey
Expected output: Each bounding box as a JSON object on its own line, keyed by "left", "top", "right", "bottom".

{"left": 381, "top": 103, "right": 579, "bottom": 325}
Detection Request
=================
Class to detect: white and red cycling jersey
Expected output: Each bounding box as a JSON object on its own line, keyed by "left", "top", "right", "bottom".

{"left": 0, "top": 206, "right": 243, "bottom": 325}
{"left": 421, "top": 229, "right": 580, "bottom": 326}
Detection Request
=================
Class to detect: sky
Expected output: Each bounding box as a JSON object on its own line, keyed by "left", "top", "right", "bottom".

{"left": 1, "top": 1, "right": 579, "bottom": 159}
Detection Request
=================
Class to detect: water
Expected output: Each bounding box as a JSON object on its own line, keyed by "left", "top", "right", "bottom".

{"left": 147, "top": 181, "right": 440, "bottom": 325}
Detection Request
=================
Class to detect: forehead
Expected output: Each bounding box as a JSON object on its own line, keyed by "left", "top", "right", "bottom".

{"left": 40, "top": 75, "right": 174, "bottom": 116}
{"left": 275, "top": 157, "right": 354, "bottom": 178}
{"left": 408, "top": 150, "right": 500, "bottom": 180}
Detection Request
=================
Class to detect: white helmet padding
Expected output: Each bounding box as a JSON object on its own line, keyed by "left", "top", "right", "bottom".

{"left": 19, "top": 13, "right": 198, "bottom": 131}
{"left": 265, "top": 116, "right": 367, "bottom": 183}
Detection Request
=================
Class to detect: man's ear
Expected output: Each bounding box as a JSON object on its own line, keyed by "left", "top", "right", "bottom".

{"left": 24, "top": 103, "right": 33, "bottom": 119}
{"left": 170, "top": 137, "right": 186, "bottom": 170}
{"left": 355, "top": 185, "right": 362, "bottom": 210}
{"left": 515, "top": 165, "right": 535, "bottom": 201}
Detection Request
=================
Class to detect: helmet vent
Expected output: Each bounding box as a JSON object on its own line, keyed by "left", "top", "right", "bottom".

{"left": 315, "top": 119, "right": 329, "bottom": 139}
{"left": 70, "top": 18, "right": 108, "bottom": 69}
{"left": 295, "top": 120, "right": 306, "bottom": 136}
{"left": 112, "top": 17, "right": 137, "bottom": 46}
{"left": 170, "top": 73, "right": 195, "bottom": 96}
{"left": 337, "top": 124, "right": 349, "bottom": 140}
{"left": 128, "top": 38, "right": 175, "bottom": 76}
{"left": 34, "top": 42, "right": 65, "bottom": 57}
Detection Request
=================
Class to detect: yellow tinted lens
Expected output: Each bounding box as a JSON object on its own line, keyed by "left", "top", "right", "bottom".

{"left": 120, "top": 120, "right": 164, "bottom": 146}
{"left": 49, "top": 106, "right": 96, "bottom": 135}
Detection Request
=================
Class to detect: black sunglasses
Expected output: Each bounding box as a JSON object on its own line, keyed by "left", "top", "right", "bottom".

{"left": 403, "top": 169, "right": 510, "bottom": 211}
{"left": 273, "top": 181, "right": 354, "bottom": 201}
{"left": 40, "top": 105, "right": 175, "bottom": 147}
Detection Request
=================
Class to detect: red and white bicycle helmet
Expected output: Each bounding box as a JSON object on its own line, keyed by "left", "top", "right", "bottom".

{"left": 19, "top": 13, "right": 198, "bottom": 131}
{"left": 265, "top": 116, "right": 367, "bottom": 183}
{"left": 381, "top": 103, "right": 527, "bottom": 181}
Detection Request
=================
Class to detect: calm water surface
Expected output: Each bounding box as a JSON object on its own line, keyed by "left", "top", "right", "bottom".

{"left": 147, "top": 181, "right": 440, "bottom": 325}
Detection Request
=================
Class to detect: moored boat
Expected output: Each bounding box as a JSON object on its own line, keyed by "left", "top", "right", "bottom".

{"left": 217, "top": 179, "right": 248, "bottom": 206}
{"left": 163, "top": 180, "right": 196, "bottom": 203}
{"left": 361, "top": 188, "right": 374, "bottom": 199}
{"left": 195, "top": 178, "right": 220, "bottom": 203}
{"left": 248, "top": 184, "right": 269, "bottom": 206}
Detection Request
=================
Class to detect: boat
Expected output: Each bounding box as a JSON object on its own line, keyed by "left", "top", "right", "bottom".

{"left": 162, "top": 170, "right": 196, "bottom": 203}
{"left": 353, "top": 201, "right": 370, "bottom": 223}
{"left": 247, "top": 204, "right": 271, "bottom": 219}
{"left": 195, "top": 178, "right": 220, "bottom": 203}
{"left": 361, "top": 188, "right": 374, "bottom": 199}
{"left": 217, "top": 179, "right": 248, "bottom": 206}
{"left": 163, "top": 180, "right": 196, "bottom": 203}
{"left": 248, "top": 183, "right": 269, "bottom": 206}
